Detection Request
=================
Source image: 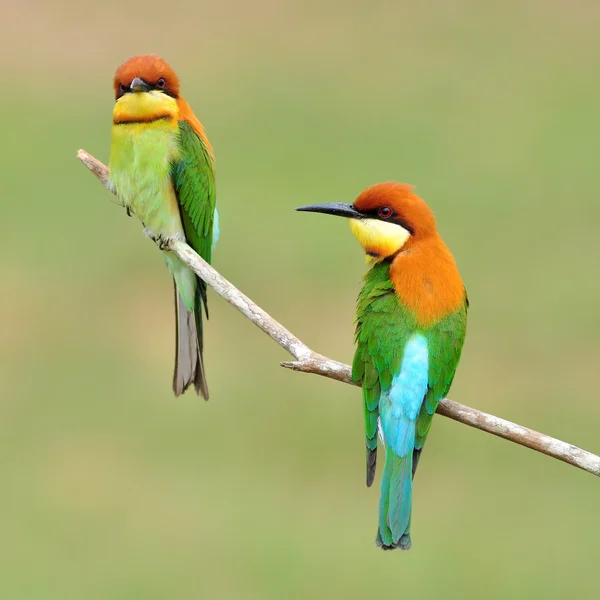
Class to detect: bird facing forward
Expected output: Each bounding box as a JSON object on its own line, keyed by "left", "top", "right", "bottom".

{"left": 109, "top": 55, "right": 218, "bottom": 398}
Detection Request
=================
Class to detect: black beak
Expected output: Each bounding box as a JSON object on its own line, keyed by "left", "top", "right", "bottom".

{"left": 130, "top": 77, "right": 151, "bottom": 93}
{"left": 295, "top": 202, "right": 363, "bottom": 219}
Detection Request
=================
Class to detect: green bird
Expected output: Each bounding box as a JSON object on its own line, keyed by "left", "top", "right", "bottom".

{"left": 297, "top": 182, "right": 468, "bottom": 549}
{"left": 108, "top": 55, "right": 217, "bottom": 398}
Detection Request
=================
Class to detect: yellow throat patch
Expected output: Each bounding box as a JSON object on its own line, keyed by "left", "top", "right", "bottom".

{"left": 113, "top": 90, "right": 179, "bottom": 124}
{"left": 349, "top": 218, "right": 411, "bottom": 263}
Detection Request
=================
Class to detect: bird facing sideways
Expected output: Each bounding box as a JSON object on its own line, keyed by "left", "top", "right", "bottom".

{"left": 109, "top": 55, "right": 218, "bottom": 399}
{"left": 297, "top": 182, "right": 468, "bottom": 549}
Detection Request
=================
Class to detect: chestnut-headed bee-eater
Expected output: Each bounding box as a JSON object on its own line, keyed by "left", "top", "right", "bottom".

{"left": 109, "top": 55, "right": 217, "bottom": 399}
{"left": 297, "top": 182, "right": 468, "bottom": 550}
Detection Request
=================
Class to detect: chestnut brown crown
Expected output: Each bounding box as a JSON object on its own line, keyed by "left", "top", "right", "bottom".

{"left": 113, "top": 55, "right": 180, "bottom": 100}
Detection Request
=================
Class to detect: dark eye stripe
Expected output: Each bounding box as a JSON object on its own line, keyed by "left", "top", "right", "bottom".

{"left": 115, "top": 80, "right": 179, "bottom": 100}
{"left": 396, "top": 218, "right": 415, "bottom": 235}
{"left": 153, "top": 81, "right": 178, "bottom": 98}
{"left": 362, "top": 207, "right": 415, "bottom": 234}
{"left": 116, "top": 83, "right": 129, "bottom": 99}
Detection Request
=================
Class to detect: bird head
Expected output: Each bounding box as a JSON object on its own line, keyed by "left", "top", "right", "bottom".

{"left": 112, "top": 55, "right": 181, "bottom": 123}
{"left": 296, "top": 182, "right": 437, "bottom": 263}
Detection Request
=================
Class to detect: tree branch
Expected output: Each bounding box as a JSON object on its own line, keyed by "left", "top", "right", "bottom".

{"left": 77, "top": 148, "right": 600, "bottom": 478}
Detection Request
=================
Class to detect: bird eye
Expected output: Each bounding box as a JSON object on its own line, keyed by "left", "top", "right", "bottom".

{"left": 156, "top": 78, "right": 166, "bottom": 88}
{"left": 119, "top": 83, "right": 127, "bottom": 92}
{"left": 378, "top": 207, "right": 392, "bottom": 219}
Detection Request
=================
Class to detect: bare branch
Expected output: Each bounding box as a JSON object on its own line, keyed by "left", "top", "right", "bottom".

{"left": 78, "top": 149, "right": 122, "bottom": 206}
{"left": 77, "top": 148, "right": 600, "bottom": 478}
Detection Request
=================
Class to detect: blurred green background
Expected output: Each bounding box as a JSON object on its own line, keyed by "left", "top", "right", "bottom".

{"left": 2, "top": 0, "right": 600, "bottom": 597}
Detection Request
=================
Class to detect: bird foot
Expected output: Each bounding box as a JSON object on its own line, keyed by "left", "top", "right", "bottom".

{"left": 143, "top": 229, "right": 184, "bottom": 251}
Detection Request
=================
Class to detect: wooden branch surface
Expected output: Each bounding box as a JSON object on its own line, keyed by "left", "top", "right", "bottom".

{"left": 77, "top": 148, "right": 600, "bottom": 478}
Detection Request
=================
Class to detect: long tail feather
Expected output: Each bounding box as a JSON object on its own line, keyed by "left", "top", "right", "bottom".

{"left": 172, "top": 281, "right": 209, "bottom": 399}
{"left": 412, "top": 447, "right": 423, "bottom": 477}
{"left": 193, "top": 280, "right": 209, "bottom": 398}
{"left": 376, "top": 443, "right": 413, "bottom": 550}
{"left": 366, "top": 447, "right": 377, "bottom": 487}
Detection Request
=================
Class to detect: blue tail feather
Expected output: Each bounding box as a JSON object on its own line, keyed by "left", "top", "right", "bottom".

{"left": 375, "top": 334, "right": 427, "bottom": 550}
{"left": 377, "top": 442, "right": 414, "bottom": 550}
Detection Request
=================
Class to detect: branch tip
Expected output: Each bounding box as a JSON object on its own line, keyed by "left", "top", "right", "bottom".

{"left": 77, "top": 148, "right": 600, "bottom": 479}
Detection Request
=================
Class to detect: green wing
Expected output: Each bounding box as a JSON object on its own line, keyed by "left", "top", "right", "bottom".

{"left": 171, "top": 120, "right": 216, "bottom": 264}
{"left": 413, "top": 296, "right": 468, "bottom": 473}
{"left": 171, "top": 120, "right": 216, "bottom": 315}
{"left": 352, "top": 262, "right": 468, "bottom": 484}
{"left": 352, "top": 262, "right": 413, "bottom": 487}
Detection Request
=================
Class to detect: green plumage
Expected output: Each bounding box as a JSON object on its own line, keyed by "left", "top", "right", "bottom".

{"left": 109, "top": 116, "right": 216, "bottom": 398}
{"left": 168, "top": 120, "right": 216, "bottom": 398}
{"left": 352, "top": 260, "right": 468, "bottom": 548}
{"left": 172, "top": 121, "right": 217, "bottom": 267}
{"left": 171, "top": 121, "right": 217, "bottom": 317}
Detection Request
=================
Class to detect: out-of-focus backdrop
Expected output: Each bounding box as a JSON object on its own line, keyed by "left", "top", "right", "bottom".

{"left": 2, "top": 1, "right": 599, "bottom": 597}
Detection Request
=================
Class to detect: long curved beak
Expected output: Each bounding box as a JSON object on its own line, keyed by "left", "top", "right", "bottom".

{"left": 130, "top": 77, "right": 151, "bottom": 93}
{"left": 295, "top": 202, "right": 363, "bottom": 219}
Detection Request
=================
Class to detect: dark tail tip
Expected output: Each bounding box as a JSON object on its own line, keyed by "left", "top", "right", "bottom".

{"left": 412, "top": 448, "right": 422, "bottom": 477}
{"left": 397, "top": 534, "right": 412, "bottom": 550}
{"left": 375, "top": 530, "right": 412, "bottom": 551}
{"left": 366, "top": 448, "right": 377, "bottom": 487}
{"left": 173, "top": 283, "right": 209, "bottom": 400}
{"left": 194, "top": 356, "right": 209, "bottom": 400}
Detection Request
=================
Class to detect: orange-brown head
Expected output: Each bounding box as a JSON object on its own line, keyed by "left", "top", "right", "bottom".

{"left": 112, "top": 55, "right": 212, "bottom": 152}
{"left": 296, "top": 182, "right": 437, "bottom": 262}
{"left": 112, "top": 55, "right": 181, "bottom": 126}
{"left": 296, "top": 182, "right": 466, "bottom": 325}
{"left": 350, "top": 182, "right": 439, "bottom": 258}
{"left": 114, "top": 55, "right": 180, "bottom": 100}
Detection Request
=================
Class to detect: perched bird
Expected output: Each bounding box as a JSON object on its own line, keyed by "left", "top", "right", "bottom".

{"left": 109, "top": 55, "right": 218, "bottom": 398}
{"left": 297, "top": 182, "right": 468, "bottom": 549}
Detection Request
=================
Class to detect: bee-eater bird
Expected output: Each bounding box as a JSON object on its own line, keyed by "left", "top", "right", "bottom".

{"left": 109, "top": 55, "right": 218, "bottom": 399}
{"left": 297, "top": 182, "right": 468, "bottom": 550}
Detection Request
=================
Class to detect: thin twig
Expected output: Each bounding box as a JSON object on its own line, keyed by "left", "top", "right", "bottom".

{"left": 77, "top": 148, "right": 600, "bottom": 478}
